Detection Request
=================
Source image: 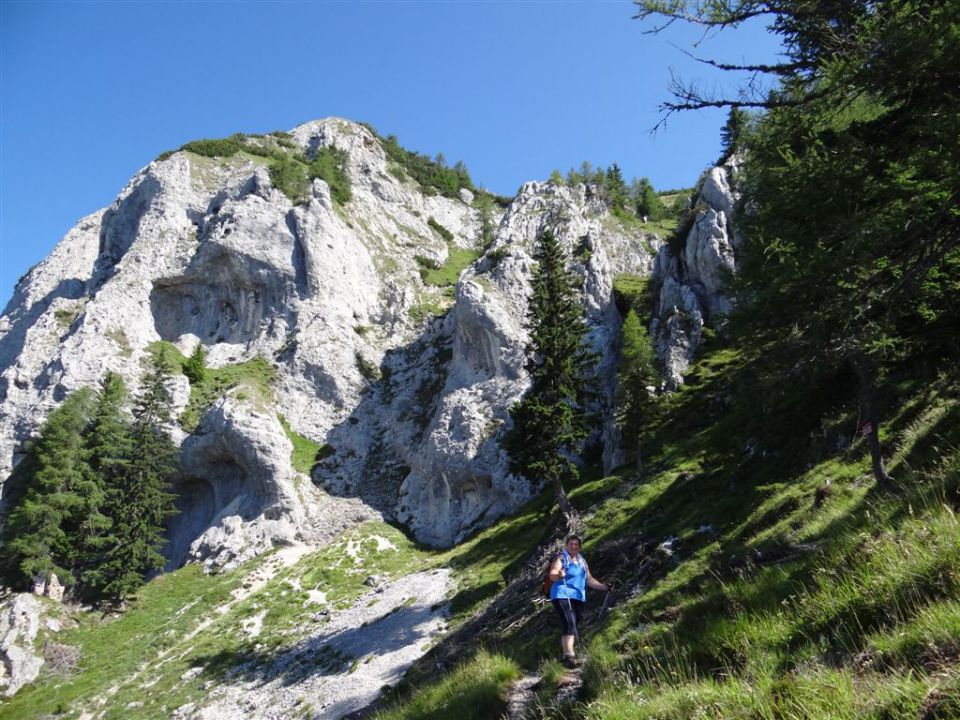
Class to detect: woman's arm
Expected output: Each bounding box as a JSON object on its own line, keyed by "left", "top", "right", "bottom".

{"left": 548, "top": 556, "right": 565, "bottom": 581}
{"left": 585, "top": 563, "right": 609, "bottom": 591}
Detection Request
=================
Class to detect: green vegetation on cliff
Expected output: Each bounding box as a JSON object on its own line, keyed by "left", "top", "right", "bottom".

{"left": 360, "top": 123, "right": 475, "bottom": 199}
{"left": 159, "top": 131, "right": 353, "bottom": 206}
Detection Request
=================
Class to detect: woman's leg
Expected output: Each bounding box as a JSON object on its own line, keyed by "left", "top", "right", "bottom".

{"left": 553, "top": 600, "right": 578, "bottom": 658}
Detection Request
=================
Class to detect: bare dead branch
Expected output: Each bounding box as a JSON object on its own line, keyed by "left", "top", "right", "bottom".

{"left": 666, "top": 41, "right": 811, "bottom": 75}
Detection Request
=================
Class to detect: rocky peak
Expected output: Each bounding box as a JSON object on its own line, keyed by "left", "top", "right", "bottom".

{"left": 0, "top": 117, "right": 661, "bottom": 566}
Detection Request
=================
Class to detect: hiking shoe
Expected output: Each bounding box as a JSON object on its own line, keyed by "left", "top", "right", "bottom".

{"left": 562, "top": 655, "right": 584, "bottom": 669}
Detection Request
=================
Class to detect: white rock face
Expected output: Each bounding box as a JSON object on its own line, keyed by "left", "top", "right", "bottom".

{"left": 0, "top": 593, "right": 44, "bottom": 696}
{"left": 0, "top": 118, "right": 655, "bottom": 556}
{"left": 650, "top": 159, "right": 741, "bottom": 389}
{"left": 318, "top": 180, "right": 652, "bottom": 545}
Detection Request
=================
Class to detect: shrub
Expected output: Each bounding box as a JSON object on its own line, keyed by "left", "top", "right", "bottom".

{"left": 268, "top": 154, "right": 309, "bottom": 203}
{"left": 427, "top": 217, "right": 454, "bottom": 243}
{"left": 362, "top": 124, "right": 475, "bottom": 198}
{"left": 307, "top": 147, "right": 352, "bottom": 205}
{"left": 180, "top": 134, "right": 246, "bottom": 158}
{"left": 355, "top": 352, "right": 381, "bottom": 381}
{"left": 487, "top": 246, "right": 510, "bottom": 269}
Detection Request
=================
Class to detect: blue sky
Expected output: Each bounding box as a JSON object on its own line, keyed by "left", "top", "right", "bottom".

{"left": 0, "top": 1, "right": 782, "bottom": 307}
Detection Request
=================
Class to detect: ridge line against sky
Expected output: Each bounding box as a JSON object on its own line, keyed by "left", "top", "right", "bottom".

{"left": 0, "top": 1, "right": 783, "bottom": 307}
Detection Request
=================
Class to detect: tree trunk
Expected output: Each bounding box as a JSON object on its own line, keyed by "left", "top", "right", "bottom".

{"left": 552, "top": 476, "right": 575, "bottom": 518}
{"left": 636, "top": 436, "right": 643, "bottom": 474}
{"left": 852, "top": 353, "right": 893, "bottom": 488}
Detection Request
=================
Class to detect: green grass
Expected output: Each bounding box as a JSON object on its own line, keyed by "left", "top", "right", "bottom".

{"left": 373, "top": 650, "right": 521, "bottom": 720}
{"left": 409, "top": 294, "right": 453, "bottom": 325}
{"left": 612, "top": 273, "right": 653, "bottom": 316}
{"left": 0, "top": 520, "right": 440, "bottom": 719}
{"left": 418, "top": 245, "right": 479, "bottom": 288}
{"left": 277, "top": 414, "right": 329, "bottom": 475}
{"left": 105, "top": 327, "right": 132, "bottom": 357}
{"left": 14, "top": 306, "right": 960, "bottom": 720}
{"left": 643, "top": 215, "right": 681, "bottom": 236}
{"left": 180, "top": 354, "right": 276, "bottom": 430}
{"left": 0, "top": 563, "right": 253, "bottom": 719}
{"left": 147, "top": 342, "right": 277, "bottom": 431}
{"left": 371, "top": 332, "right": 960, "bottom": 719}
{"left": 53, "top": 305, "right": 81, "bottom": 330}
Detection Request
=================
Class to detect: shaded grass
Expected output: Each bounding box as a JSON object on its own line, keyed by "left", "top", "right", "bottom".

{"left": 9, "top": 322, "right": 958, "bottom": 719}
{"left": 378, "top": 337, "right": 960, "bottom": 719}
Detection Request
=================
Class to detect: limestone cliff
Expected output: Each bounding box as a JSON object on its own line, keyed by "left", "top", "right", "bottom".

{"left": 0, "top": 118, "right": 655, "bottom": 562}
{"left": 649, "top": 157, "right": 741, "bottom": 389}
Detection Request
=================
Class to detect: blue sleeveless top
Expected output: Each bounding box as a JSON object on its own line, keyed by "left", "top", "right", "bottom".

{"left": 549, "top": 550, "right": 587, "bottom": 602}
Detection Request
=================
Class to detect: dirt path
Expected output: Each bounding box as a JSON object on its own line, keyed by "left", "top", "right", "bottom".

{"left": 504, "top": 666, "right": 585, "bottom": 720}
{"left": 180, "top": 568, "right": 454, "bottom": 720}
{"left": 504, "top": 674, "right": 541, "bottom": 719}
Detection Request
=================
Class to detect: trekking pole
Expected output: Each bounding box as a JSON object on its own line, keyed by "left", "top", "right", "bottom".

{"left": 599, "top": 588, "right": 612, "bottom": 617}
{"left": 560, "top": 568, "right": 579, "bottom": 642}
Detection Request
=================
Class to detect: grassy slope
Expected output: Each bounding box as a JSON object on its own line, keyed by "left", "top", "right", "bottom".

{"left": 370, "top": 337, "right": 960, "bottom": 720}
{"left": 4, "top": 345, "right": 956, "bottom": 719}
{"left": 0, "top": 522, "right": 432, "bottom": 719}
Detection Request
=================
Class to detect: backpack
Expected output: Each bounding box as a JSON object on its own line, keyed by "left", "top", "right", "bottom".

{"left": 541, "top": 554, "right": 559, "bottom": 597}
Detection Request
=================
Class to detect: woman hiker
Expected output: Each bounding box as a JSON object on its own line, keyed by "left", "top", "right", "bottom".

{"left": 548, "top": 534, "right": 609, "bottom": 668}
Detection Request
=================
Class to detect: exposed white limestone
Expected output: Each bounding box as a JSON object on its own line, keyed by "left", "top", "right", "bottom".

{"left": 0, "top": 118, "right": 656, "bottom": 556}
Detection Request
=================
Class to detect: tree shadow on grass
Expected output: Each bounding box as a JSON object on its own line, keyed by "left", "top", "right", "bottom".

{"left": 189, "top": 596, "right": 448, "bottom": 716}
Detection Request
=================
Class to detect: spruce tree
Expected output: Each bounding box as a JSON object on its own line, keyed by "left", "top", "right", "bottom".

{"left": 719, "top": 107, "right": 748, "bottom": 161}
{"left": 1, "top": 388, "right": 96, "bottom": 587}
{"left": 77, "top": 372, "right": 132, "bottom": 595}
{"left": 631, "top": 177, "right": 665, "bottom": 221}
{"left": 615, "top": 309, "right": 660, "bottom": 472}
{"left": 507, "top": 230, "right": 596, "bottom": 519}
{"left": 604, "top": 164, "right": 628, "bottom": 210}
{"left": 96, "top": 350, "right": 179, "bottom": 601}
{"left": 183, "top": 342, "right": 207, "bottom": 385}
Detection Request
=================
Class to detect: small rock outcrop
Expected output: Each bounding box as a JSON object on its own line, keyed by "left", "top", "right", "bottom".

{"left": 650, "top": 159, "right": 741, "bottom": 388}
{"left": 0, "top": 593, "right": 44, "bottom": 696}
{"left": 31, "top": 573, "right": 65, "bottom": 602}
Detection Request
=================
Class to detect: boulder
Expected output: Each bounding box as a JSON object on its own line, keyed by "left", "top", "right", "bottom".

{"left": 0, "top": 593, "right": 44, "bottom": 697}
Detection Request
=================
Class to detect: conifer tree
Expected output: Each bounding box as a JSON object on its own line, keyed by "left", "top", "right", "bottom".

{"left": 507, "top": 230, "right": 596, "bottom": 519}
{"left": 616, "top": 309, "right": 660, "bottom": 472}
{"left": 1, "top": 388, "right": 96, "bottom": 587}
{"left": 95, "top": 350, "right": 179, "bottom": 601}
{"left": 183, "top": 343, "right": 207, "bottom": 385}
{"left": 604, "top": 164, "right": 628, "bottom": 210}
{"left": 76, "top": 372, "right": 132, "bottom": 594}
{"left": 632, "top": 177, "right": 665, "bottom": 221}
{"left": 638, "top": 1, "right": 960, "bottom": 488}
{"left": 719, "top": 107, "right": 748, "bottom": 161}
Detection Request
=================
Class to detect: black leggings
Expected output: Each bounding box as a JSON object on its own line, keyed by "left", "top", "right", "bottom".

{"left": 551, "top": 599, "right": 584, "bottom": 636}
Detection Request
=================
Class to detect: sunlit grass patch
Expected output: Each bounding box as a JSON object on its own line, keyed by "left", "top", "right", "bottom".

{"left": 373, "top": 650, "right": 520, "bottom": 720}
